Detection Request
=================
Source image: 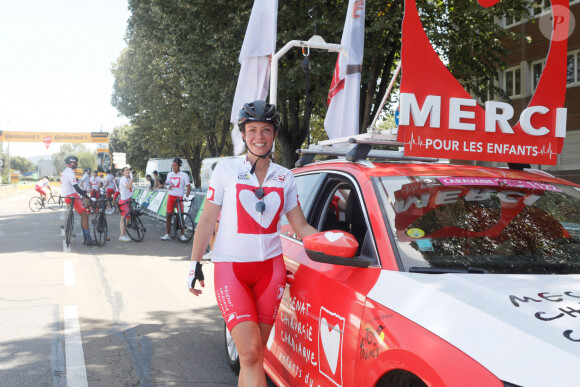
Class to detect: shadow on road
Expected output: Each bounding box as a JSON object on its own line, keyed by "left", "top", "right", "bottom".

{"left": 0, "top": 305, "right": 238, "bottom": 386}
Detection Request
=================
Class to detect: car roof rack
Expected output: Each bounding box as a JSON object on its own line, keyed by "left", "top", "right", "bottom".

{"left": 295, "top": 131, "right": 439, "bottom": 167}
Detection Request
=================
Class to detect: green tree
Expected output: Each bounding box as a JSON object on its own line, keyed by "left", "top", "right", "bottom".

{"left": 112, "top": 0, "right": 532, "bottom": 170}
{"left": 53, "top": 144, "right": 97, "bottom": 174}
{"left": 109, "top": 124, "right": 154, "bottom": 174}
{"left": 10, "top": 156, "right": 36, "bottom": 174}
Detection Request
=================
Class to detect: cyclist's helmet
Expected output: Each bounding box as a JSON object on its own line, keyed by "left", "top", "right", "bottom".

{"left": 65, "top": 155, "right": 79, "bottom": 169}
{"left": 85, "top": 168, "right": 91, "bottom": 173}
{"left": 43, "top": 175, "right": 49, "bottom": 179}
{"left": 238, "top": 100, "right": 280, "bottom": 132}
{"left": 173, "top": 157, "right": 182, "bottom": 166}
{"left": 105, "top": 169, "right": 110, "bottom": 174}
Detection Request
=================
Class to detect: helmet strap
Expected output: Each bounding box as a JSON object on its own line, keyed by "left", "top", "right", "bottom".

{"left": 247, "top": 148, "right": 271, "bottom": 174}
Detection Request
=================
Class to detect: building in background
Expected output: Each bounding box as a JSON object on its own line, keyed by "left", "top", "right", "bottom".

{"left": 496, "top": 0, "right": 580, "bottom": 182}
{"left": 37, "top": 159, "right": 55, "bottom": 178}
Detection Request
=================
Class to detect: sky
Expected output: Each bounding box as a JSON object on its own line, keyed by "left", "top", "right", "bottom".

{"left": 0, "top": 0, "right": 131, "bottom": 160}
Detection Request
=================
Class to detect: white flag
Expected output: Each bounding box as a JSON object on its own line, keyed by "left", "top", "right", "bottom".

{"left": 230, "top": 0, "right": 278, "bottom": 155}
{"left": 324, "top": 0, "right": 365, "bottom": 140}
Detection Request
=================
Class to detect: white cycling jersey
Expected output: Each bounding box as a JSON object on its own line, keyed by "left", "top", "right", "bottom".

{"left": 119, "top": 176, "right": 133, "bottom": 201}
{"left": 61, "top": 168, "right": 78, "bottom": 196}
{"left": 166, "top": 171, "right": 190, "bottom": 197}
{"left": 89, "top": 176, "right": 101, "bottom": 190}
{"left": 103, "top": 174, "right": 116, "bottom": 189}
{"left": 207, "top": 157, "right": 299, "bottom": 263}
{"left": 80, "top": 173, "right": 90, "bottom": 190}
{"left": 35, "top": 178, "right": 49, "bottom": 188}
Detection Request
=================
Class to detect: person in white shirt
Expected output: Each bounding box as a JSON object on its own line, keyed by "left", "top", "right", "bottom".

{"left": 161, "top": 157, "right": 191, "bottom": 241}
{"left": 61, "top": 155, "right": 97, "bottom": 246}
{"left": 80, "top": 168, "right": 91, "bottom": 191}
{"left": 187, "top": 101, "right": 317, "bottom": 385}
{"left": 34, "top": 176, "right": 52, "bottom": 201}
{"left": 89, "top": 170, "right": 102, "bottom": 199}
{"left": 103, "top": 170, "right": 117, "bottom": 214}
{"left": 118, "top": 166, "right": 134, "bottom": 242}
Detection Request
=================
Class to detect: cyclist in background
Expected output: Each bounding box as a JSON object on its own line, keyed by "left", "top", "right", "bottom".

{"left": 61, "top": 156, "right": 97, "bottom": 246}
{"left": 80, "top": 168, "right": 91, "bottom": 191}
{"left": 161, "top": 157, "right": 191, "bottom": 241}
{"left": 118, "top": 166, "right": 134, "bottom": 242}
{"left": 34, "top": 176, "right": 52, "bottom": 202}
{"left": 103, "top": 169, "right": 116, "bottom": 215}
{"left": 89, "top": 170, "right": 102, "bottom": 199}
{"left": 114, "top": 172, "right": 122, "bottom": 203}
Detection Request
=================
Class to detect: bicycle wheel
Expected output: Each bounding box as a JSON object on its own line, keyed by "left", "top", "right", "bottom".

{"left": 93, "top": 213, "right": 108, "bottom": 246}
{"left": 177, "top": 213, "right": 194, "bottom": 243}
{"left": 47, "top": 196, "right": 60, "bottom": 211}
{"left": 65, "top": 210, "right": 74, "bottom": 247}
{"left": 29, "top": 197, "right": 43, "bottom": 212}
{"left": 124, "top": 213, "right": 145, "bottom": 242}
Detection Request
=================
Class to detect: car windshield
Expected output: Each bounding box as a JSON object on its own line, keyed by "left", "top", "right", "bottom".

{"left": 377, "top": 176, "right": 580, "bottom": 274}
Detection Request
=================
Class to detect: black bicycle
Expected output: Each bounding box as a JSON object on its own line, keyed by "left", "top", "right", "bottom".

{"left": 92, "top": 197, "right": 109, "bottom": 246}
{"left": 62, "top": 196, "right": 82, "bottom": 248}
{"left": 170, "top": 197, "right": 195, "bottom": 243}
{"left": 29, "top": 191, "right": 63, "bottom": 212}
{"left": 122, "top": 199, "right": 146, "bottom": 242}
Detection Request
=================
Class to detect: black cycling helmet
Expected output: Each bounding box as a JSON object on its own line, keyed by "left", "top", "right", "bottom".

{"left": 105, "top": 169, "right": 110, "bottom": 174}
{"left": 173, "top": 157, "right": 182, "bottom": 166}
{"left": 85, "top": 168, "right": 91, "bottom": 173}
{"left": 238, "top": 100, "right": 280, "bottom": 131}
{"left": 65, "top": 155, "right": 78, "bottom": 168}
{"left": 43, "top": 175, "right": 49, "bottom": 179}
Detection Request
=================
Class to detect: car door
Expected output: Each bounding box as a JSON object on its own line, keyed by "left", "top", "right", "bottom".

{"left": 264, "top": 171, "right": 382, "bottom": 387}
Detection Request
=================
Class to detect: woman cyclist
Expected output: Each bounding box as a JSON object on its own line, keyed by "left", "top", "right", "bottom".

{"left": 34, "top": 175, "right": 52, "bottom": 202}
{"left": 188, "top": 100, "right": 317, "bottom": 386}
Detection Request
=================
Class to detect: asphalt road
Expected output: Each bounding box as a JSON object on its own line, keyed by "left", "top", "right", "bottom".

{"left": 0, "top": 190, "right": 238, "bottom": 386}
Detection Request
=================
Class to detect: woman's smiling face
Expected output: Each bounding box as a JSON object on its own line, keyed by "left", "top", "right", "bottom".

{"left": 242, "top": 122, "right": 275, "bottom": 155}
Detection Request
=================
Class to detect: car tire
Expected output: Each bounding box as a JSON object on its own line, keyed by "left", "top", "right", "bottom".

{"left": 376, "top": 370, "right": 427, "bottom": 387}
{"left": 224, "top": 321, "right": 240, "bottom": 374}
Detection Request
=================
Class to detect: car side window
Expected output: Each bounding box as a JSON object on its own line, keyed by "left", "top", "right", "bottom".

{"left": 313, "top": 177, "right": 377, "bottom": 261}
{"left": 281, "top": 173, "right": 322, "bottom": 227}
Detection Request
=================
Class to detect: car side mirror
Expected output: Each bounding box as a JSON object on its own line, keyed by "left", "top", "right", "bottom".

{"left": 303, "top": 231, "right": 371, "bottom": 268}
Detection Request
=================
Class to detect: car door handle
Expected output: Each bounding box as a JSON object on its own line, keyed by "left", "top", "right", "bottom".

{"left": 286, "top": 270, "right": 295, "bottom": 285}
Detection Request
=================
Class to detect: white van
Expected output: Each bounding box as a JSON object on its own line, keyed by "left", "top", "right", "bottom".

{"left": 145, "top": 158, "right": 193, "bottom": 186}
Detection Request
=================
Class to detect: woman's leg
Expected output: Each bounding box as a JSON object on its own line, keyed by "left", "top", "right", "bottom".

{"left": 231, "top": 321, "right": 267, "bottom": 387}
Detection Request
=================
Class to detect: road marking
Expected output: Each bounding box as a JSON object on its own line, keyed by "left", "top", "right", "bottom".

{"left": 64, "top": 261, "right": 75, "bottom": 287}
{"left": 64, "top": 305, "right": 88, "bottom": 387}
{"left": 63, "top": 240, "right": 71, "bottom": 253}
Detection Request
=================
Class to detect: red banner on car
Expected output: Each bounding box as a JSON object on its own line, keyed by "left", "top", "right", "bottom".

{"left": 397, "top": 0, "right": 569, "bottom": 165}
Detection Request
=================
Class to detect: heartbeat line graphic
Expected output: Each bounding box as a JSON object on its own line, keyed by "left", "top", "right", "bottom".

{"left": 407, "top": 132, "right": 424, "bottom": 151}
{"left": 537, "top": 143, "right": 558, "bottom": 159}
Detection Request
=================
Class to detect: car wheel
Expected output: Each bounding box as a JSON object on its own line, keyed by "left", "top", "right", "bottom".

{"left": 376, "top": 370, "right": 427, "bottom": 387}
{"left": 224, "top": 321, "right": 240, "bottom": 374}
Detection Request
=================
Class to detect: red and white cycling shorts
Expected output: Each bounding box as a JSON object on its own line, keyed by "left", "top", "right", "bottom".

{"left": 113, "top": 191, "right": 120, "bottom": 201}
{"left": 35, "top": 186, "right": 46, "bottom": 196}
{"left": 90, "top": 189, "right": 100, "bottom": 199}
{"left": 65, "top": 193, "right": 87, "bottom": 214}
{"left": 214, "top": 255, "right": 286, "bottom": 332}
{"left": 106, "top": 188, "right": 115, "bottom": 198}
{"left": 119, "top": 199, "right": 131, "bottom": 217}
{"left": 166, "top": 195, "right": 183, "bottom": 214}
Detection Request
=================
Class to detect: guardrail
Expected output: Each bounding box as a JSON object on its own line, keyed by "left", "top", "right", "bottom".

{"left": 131, "top": 187, "right": 207, "bottom": 222}
{"left": 0, "top": 183, "right": 36, "bottom": 200}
